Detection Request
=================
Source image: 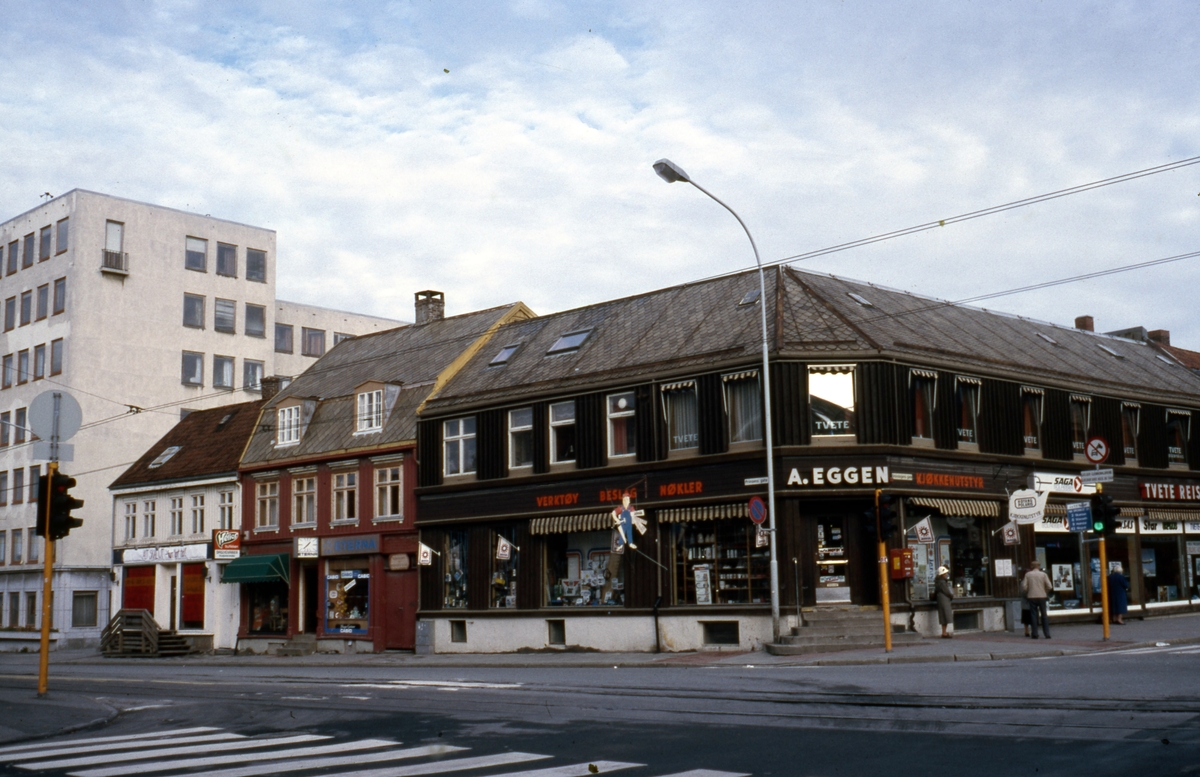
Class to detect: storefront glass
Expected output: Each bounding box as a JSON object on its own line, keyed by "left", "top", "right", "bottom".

{"left": 326, "top": 558, "right": 370, "bottom": 633}
{"left": 544, "top": 531, "right": 624, "bottom": 607}
{"left": 1034, "top": 532, "right": 1082, "bottom": 610}
{"left": 909, "top": 512, "right": 992, "bottom": 600}
{"left": 491, "top": 528, "right": 519, "bottom": 608}
{"left": 443, "top": 531, "right": 468, "bottom": 608}
{"left": 1140, "top": 537, "right": 1185, "bottom": 602}
{"left": 671, "top": 520, "right": 769, "bottom": 605}
{"left": 247, "top": 581, "right": 289, "bottom": 634}
{"left": 181, "top": 563, "right": 205, "bottom": 629}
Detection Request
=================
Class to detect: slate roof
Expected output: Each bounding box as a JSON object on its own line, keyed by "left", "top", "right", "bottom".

{"left": 110, "top": 400, "right": 266, "bottom": 490}
{"left": 240, "top": 304, "right": 528, "bottom": 467}
{"left": 421, "top": 266, "right": 1200, "bottom": 414}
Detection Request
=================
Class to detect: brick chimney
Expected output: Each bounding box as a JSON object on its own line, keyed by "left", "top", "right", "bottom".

{"left": 415, "top": 290, "right": 445, "bottom": 325}
{"left": 1148, "top": 329, "right": 1170, "bottom": 346}
{"left": 261, "top": 376, "right": 283, "bottom": 401}
{"left": 1074, "top": 315, "right": 1094, "bottom": 332}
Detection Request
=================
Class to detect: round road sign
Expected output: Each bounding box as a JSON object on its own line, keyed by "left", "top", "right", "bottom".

{"left": 1085, "top": 436, "right": 1109, "bottom": 464}
{"left": 748, "top": 496, "right": 767, "bottom": 525}
{"left": 28, "top": 390, "right": 82, "bottom": 442}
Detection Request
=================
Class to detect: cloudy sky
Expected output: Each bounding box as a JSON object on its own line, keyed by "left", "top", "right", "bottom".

{"left": 3, "top": 2, "right": 1198, "bottom": 343}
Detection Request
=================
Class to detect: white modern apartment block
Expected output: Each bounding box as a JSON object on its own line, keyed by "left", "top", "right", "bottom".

{"left": 0, "top": 190, "right": 400, "bottom": 649}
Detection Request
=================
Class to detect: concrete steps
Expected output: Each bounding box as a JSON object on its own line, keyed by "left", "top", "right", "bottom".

{"left": 766, "top": 607, "right": 921, "bottom": 656}
{"left": 275, "top": 633, "right": 317, "bottom": 657}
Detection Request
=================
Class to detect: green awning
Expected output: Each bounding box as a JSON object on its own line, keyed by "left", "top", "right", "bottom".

{"left": 220, "top": 553, "right": 290, "bottom": 585}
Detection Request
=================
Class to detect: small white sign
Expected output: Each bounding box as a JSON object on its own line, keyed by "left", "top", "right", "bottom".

{"left": 1030, "top": 472, "right": 1099, "bottom": 495}
{"left": 743, "top": 476, "right": 769, "bottom": 486}
{"left": 122, "top": 544, "right": 208, "bottom": 564}
{"left": 694, "top": 564, "right": 713, "bottom": 605}
{"left": 994, "top": 558, "right": 1014, "bottom": 578}
{"left": 1079, "top": 468, "right": 1114, "bottom": 485}
{"left": 1009, "top": 488, "right": 1050, "bottom": 524}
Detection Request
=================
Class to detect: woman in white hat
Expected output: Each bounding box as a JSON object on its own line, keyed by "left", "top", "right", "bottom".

{"left": 935, "top": 565, "right": 954, "bottom": 638}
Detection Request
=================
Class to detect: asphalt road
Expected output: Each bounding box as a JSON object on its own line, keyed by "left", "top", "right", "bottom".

{"left": 1, "top": 646, "right": 1198, "bottom": 777}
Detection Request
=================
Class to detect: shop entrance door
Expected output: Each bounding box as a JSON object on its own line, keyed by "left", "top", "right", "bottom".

{"left": 385, "top": 570, "right": 418, "bottom": 650}
{"left": 815, "top": 518, "right": 851, "bottom": 603}
{"left": 301, "top": 564, "right": 319, "bottom": 634}
{"left": 169, "top": 574, "right": 178, "bottom": 630}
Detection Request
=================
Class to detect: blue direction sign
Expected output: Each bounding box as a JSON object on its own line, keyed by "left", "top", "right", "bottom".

{"left": 748, "top": 496, "right": 767, "bottom": 525}
{"left": 1066, "top": 501, "right": 1092, "bottom": 533}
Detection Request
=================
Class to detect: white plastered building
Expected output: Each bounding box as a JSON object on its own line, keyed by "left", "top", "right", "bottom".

{"left": 0, "top": 190, "right": 400, "bottom": 649}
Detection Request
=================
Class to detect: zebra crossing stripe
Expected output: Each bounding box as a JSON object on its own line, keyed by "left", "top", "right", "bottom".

{"left": 8, "top": 733, "right": 245, "bottom": 763}
{"left": 479, "top": 761, "right": 643, "bottom": 777}
{"left": 176, "top": 744, "right": 471, "bottom": 777}
{"left": 0, "top": 728, "right": 223, "bottom": 757}
{"left": 19, "top": 735, "right": 325, "bottom": 771}
{"left": 71, "top": 738, "right": 399, "bottom": 777}
{"left": 654, "top": 771, "right": 753, "bottom": 777}
{"left": 306, "top": 751, "right": 552, "bottom": 777}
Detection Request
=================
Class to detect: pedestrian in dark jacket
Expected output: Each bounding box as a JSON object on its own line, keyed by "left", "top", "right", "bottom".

{"left": 935, "top": 565, "right": 954, "bottom": 638}
{"left": 1108, "top": 563, "right": 1130, "bottom": 625}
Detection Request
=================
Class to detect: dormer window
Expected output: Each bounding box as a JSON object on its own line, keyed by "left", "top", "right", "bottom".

{"left": 490, "top": 343, "right": 521, "bottom": 366}
{"left": 547, "top": 330, "right": 591, "bottom": 356}
{"left": 277, "top": 406, "right": 301, "bottom": 446}
{"left": 357, "top": 389, "right": 383, "bottom": 432}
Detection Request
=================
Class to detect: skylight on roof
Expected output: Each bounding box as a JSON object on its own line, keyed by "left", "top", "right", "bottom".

{"left": 547, "top": 330, "right": 592, "bottom": 355}
{"left": 490, "top": 343, "right": 522, "bottom": 366}
{"left": 847, "top": 292, "right": 874, "bottom": 308}
{"left": 1035, "top": 332, "right": 1058, "bottom": 345}
{"left": 148, "top": 446, "right": 182, "bottom": 469}
{"left": 1097, "top": 343, "right": 1125, "bottom": 359}
{"left": 738, "top": 289, "right": 761, "bottom": 306}
{"left": 1156, "top": 354, "right": 1176, "bottom": 366}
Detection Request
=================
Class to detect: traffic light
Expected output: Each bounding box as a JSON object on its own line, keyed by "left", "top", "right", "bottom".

{"left": 48, "top": 472, "right": 84, "bottom": 540}
{"left": 35, "top": 470, "right": 51, "bottom": 538}
{"left": 877, "top": 491, "right": 898, "bottom": 542}
{"left": 1090, "top": 491, "right": 1119, "bottom": 539}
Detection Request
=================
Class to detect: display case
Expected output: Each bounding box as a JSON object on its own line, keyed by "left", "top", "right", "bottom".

{"left": 672, "top": 520, "right": 769, "bottom": 605}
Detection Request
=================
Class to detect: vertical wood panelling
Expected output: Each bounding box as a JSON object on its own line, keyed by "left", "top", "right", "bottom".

{"left": 1190, "top": 410, "right": 1200, "bottom": 471}
{"left": 531, "top": 401, "right": 549, "bottom": 474}
{"left": 416, "top": 419, "right": 443, "bottom": 487}
{"left": 624, "top": 519, "right": 661, "bottom": 608}
{"left": 857, "top": 362, "right": 902, "bottom": 445}
{"left": 697, "top": 373, "right": 728, "bottom": 455}
{"left": 475, "top": 409, "right": 507, "bottom": 480}
{"left": 635, "top": 384, "right": 661, "bottom": 463}
{"left": 575, "top": 393, "right": 607, "bottom": 469}
{"left": 468, "top": 526, "right": 492, "bottom": 610}
{"left": 1092, "top": 397, "right": 1126, "bottom": 466}
{"left": 1042, "top": 389, "right": 1073, "bottom": 461}
{"left": 979, "top": 379, "right": 1023, "bottom": 455}
{"left": 771, "top": 362, "right": 809, "bottom": 446}
{"left": 514, "top": 523, "right": 538, "bottom": 609}
{"left": 1138, "top": 403, "right": 1168, "bottom": 469}
{"left": 894, "top": 364, "right": 914, "bottom": 443}
{"left": 418, "top": 527, "right": 445, "bottom": 610}
{"left": 933, "top": 370, "right": 958, "bottom": 450}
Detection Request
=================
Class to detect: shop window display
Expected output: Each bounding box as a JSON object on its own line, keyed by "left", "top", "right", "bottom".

{"left": 443, "top": 531, "right": 468, "bottom": 608}
{"left": 544, "top": 531, "right": 624, "bottom": 607}
{"left": 247, "top": 581, "right": 289, "bottom": 633}
{"left": 908, "top": 513, "right": 991, "bottom": 601}
{"left": 671, "top": 520, "right": 769, "bottom": 605}
{"left": 1141, "top": 538, "right": 1185, "bottom": 602}
{"left": 326, "top": 558, "right": 370, "bottom": 634}
{"left": 491, "top": 528, "right": 520, "bottom": 608}
{"left": 1034, "top": 536, "right": 1082, "bottom": 609}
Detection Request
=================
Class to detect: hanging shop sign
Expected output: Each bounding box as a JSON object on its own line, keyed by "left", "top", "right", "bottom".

{"left": 122, "top": 543, "right": 209, "bottom": 564}
{"left": 1140, "top": 482, "right": 1200, "bottom": 501}
{"left": 321, "top": 534, "right": 381, "bottom": 556}
{"left": 213, "top": 529, "right": 241, "bottom": 560}
{"left": 785, "top": 463, "right": 890, "bottom": 487}
{"left": 1009, "top": 489, "right": 1049, "bottom": 524}
{"left": 1030, "top": 472, "right": 1098, "bottom": 495}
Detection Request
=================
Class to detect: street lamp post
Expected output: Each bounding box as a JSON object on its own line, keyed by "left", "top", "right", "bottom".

{"left": 653, "top": 158, "right": 782, "bottom": 642}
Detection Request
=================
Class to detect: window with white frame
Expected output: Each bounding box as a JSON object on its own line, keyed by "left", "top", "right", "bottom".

{"left": 509, "top": 408, "right": 533, "bottom": 468}
{"left": 124, "top": 502, "right": 137, "bottom": 540}
{"left": 143, "top": 500, "right": 156, "bottom": 537}
{"left": 256, "top": 481, "right": 279, "bottom": 528}
{"left": 169, "top": 497, "right": 184, "bottom": 536}
{"left": 218, "top": 491, "right": 235, "bottom": 530}
{"left": 357, "top": 389, "right": 383, "bottom": 432}
{"left": 607, "top": 392, "right": 636, "bottom": 457}
{"left": 191, "top": 494, "right": 205, "bottom": 534}
{"left": 662, "top": 382, "right": 698, "bottom": 451}
{"left": 375, "top": 466, "right": 402, "bottom": 520}
{"left": 293, "top": 477, "right": 316, "bottom": 525}
{"left": 332, "top": 471, "right": 357, "bottom": 522}
{"left": 444, "top": 417, "right": 477, "bottom": 475}
{"left": 723, "top": 371, "right": 762, "bottom": 444}
{"left": 550, "top": 401, "right": 576, "bottom": 463}
{"left": 277, "top": 406, "right": 300, "bottom": 445}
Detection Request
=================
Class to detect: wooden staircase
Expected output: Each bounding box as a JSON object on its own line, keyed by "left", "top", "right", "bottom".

{"left": 766, "top": 606, "right": 922, "bottom": 656}
{"left": 100, "top": 609, "right": 196, "bottom": 657}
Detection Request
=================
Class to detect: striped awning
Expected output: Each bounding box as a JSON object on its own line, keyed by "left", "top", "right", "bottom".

{"left": 907, "top": 497, "right": 1000, "bottom": 518}
{"left": 911, "top": 368, "right": 937, "bottom": 379}
{"left": 660, "top": 380, "right": 695, "bottom": 391}
{"left": 1044, "top": 504, "right": 1143, "bottom": 518}
{"left": 722, "top": 370, "right": 759, "bottom": 382}
{"left": 1148, "top": 509, "right": 1200, "bottom": 523}
{"left": 956, "top": 375, "right": 982, "bottom": 386}
{"left": 529, "top": 512, "right": 613, "bottom": 535}
{"left": 659, "top": 503, "right": 749, "bottom": 523}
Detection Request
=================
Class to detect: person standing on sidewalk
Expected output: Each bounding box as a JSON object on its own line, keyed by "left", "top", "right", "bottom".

{"left": 1108, "top": 563, "right": 1130, "bottom": 625}
{"left": 1019, "top": 567, "right": 1032, "bottom": 637}
{"left": 1022, "top": 561, "right": 1053, "bottom": 639}
{"left": 935, "top": 565, "right": 955, "bottom": 638}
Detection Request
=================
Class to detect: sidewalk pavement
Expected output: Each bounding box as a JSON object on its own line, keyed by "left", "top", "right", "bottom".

{"left": 1, "top": 613, "right": 1196, "bottom": 744}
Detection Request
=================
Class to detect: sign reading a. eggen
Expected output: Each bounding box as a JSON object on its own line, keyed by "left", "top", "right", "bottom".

{"left": 1030, "top": 471, "right": 1098, "bottom": 495}
{"left": 786, "top": 464, "right": 889, "bottom": 487}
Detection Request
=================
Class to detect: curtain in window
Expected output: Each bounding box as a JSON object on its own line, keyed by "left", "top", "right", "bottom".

{"left": 725, "top": 378, "right": 762, "bottom": 443}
